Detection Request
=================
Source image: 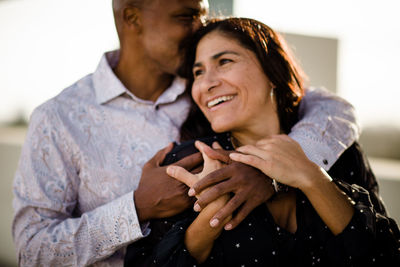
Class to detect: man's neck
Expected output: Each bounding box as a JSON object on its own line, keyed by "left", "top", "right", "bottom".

{"left": 114, "top": 52, "right": 175, "bottom": 102}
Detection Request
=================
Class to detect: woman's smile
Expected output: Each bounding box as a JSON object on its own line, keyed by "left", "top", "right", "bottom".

{"left": 206, "top": 94, "right": 236, "bottom": 109}
{"left": 191, "top": 31, "right": 277, "bottom": 136}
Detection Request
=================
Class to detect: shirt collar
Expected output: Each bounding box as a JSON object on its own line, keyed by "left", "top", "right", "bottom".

{"left": 93, "top": 50, "right": 126, "bottom": 104}
{"left": 93, "top": 50, "right": 186, "bottom": 105}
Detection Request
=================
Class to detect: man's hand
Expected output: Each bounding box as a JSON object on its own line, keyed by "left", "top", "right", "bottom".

{"left": 191, "top": 145, "right": 275, "bottom": 230}
{"left": 134, "top": 143, "right": 202, "bottom": 222}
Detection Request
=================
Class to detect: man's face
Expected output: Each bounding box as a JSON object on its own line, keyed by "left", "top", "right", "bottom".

{"left": 138, "top": 0, "right": 208, "bottom": 75}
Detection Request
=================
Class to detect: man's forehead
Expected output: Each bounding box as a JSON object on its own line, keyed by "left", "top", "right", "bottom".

{"left": 151, "top": 0, "right": 209, "bottom": 12}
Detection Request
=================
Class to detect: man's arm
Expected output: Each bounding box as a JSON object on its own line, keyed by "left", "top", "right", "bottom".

{"left": 12, "top": 106, "right": 202, "bottom": 266}
{"left": 12, "top": 107, "right": 145, "bottom": 266}
{"left": 12, "top": 105, "right": 202, "bottom": 266}
{"left": 289, "top": 87, "right": 360, "bottom": 170}
{"left": 191, "top": 87, "right": 359, "bottom": 229}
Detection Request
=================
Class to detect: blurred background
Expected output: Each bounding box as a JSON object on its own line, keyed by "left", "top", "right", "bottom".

{"left": 1, "top": 0, "right": 399, "bottom": 266}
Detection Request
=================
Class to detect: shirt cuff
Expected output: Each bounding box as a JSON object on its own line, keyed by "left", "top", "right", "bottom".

{"left": 106, "top": 192, "right": 147, "bottom": 245}
{"left": 289, "top": 130, "right": 339, "bottom": 170}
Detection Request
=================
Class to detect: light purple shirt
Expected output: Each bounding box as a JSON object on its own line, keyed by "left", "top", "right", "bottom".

{"left": 12, "top": 50, "right": 359, "bottom": 266}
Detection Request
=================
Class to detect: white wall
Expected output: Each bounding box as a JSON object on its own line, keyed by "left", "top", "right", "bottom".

{"left": 234, "top": 0, "right": 400, "bottom": 128}
{"left": 0, "top": 0, "right": 117, "bottom": 123}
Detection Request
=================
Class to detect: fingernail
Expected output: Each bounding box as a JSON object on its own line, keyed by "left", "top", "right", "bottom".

{"left": 194, "top": 203, "right": 201, "bottom": 212}
{"left": 167, "top": 166, "right": 174, "bottom": 176}
{"left": 210, "top": 219, "right": 219, "bottom": 227}
{"left": 229, "top": 153, "right": 238, "bottom": 160}
{"left": 188, "top": 188, "right": 195, "bottom": 196}
{"left": 224, "top": 223, "right": 232, "bottom": 230}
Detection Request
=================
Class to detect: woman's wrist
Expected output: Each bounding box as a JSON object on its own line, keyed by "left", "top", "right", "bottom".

{"left": 298, "top": 164, "right": 332, "bottom": 194}
{"left": 185, "top": 194, "right": 230, "bottom": 263}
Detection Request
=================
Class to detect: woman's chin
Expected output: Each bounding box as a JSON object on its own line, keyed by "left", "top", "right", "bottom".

{"left": 211, "top": 123, "right": 231, "bottom": 134}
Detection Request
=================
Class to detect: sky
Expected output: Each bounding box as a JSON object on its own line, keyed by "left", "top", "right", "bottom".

{"left": 0, "top": 0, "right": 399, "bottom": 128}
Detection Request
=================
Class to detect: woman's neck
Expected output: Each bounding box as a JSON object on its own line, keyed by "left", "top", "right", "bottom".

{"left": 231, "top": 115, "right": 281, "bottom": 147}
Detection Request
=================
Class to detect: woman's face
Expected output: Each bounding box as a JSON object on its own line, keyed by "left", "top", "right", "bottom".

{"left": 191, "top": 31, "right": 276, "bottom": 134}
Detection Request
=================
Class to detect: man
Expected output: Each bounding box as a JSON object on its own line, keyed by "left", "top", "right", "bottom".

{"left": 12, "top": 0, "right": 359, "bottom": 266}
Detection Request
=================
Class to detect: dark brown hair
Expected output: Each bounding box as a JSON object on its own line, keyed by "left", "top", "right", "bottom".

{"left": 179, "top": 17, "right": 306, "bottom": 141}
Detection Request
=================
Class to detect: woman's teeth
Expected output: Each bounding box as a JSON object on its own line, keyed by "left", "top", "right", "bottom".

{"left": 207, "top": 95, "right": 234, "bottom": 108}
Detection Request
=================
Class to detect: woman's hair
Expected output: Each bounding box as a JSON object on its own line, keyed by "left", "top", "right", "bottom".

{"left": 179, "top": 17, "right": 306, "bottom": 141}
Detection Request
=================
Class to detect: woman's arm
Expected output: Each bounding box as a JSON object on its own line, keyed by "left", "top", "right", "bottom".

{"left": 184, "top": 194, "right": 231, "bottom": 263}
{"left": 166, "top": 141, "right": 230, "bottom": 263}
{"left": 298, "top": 165, "right": 354, "bottom": 235}
{"left": 230, "top": 136, "right": 400, "bottom": 264}
{"left": 229, "top": 135, "right": 354, "bottom": 235}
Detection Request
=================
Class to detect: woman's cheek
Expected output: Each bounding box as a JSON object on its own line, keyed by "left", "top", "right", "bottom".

{"left": 191, "top": 86, "right": 202, "bottom": 107}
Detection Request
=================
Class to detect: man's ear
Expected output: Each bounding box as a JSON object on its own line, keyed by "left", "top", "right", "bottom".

{"left": 123, "top": 6, "right": 141, "bottom": 29}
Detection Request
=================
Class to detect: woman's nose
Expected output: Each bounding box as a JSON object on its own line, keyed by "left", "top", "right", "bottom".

{"left": 202, "top": 71, "right": 221, "bottom": 92}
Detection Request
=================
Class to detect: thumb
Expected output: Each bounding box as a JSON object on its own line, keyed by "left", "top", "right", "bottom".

{"left": 166, "top": 165, "right": 198, "bottom": 188}
{"left": 152, "top": 142, "right": 174, "bottom": 166}
{"left": 212, "top": 141, "right": 223, "bottom": 149}
{"left": 199, "top": 142, "right": 230, "bottom": 164}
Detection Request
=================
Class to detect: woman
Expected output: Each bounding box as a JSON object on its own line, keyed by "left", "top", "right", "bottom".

{"left": 125, "top": 18, "right": 400, "bottom": 266}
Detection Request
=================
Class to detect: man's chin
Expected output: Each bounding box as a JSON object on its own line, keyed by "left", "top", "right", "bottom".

{"left": 176, "top": 60, "right": 189, "bottom": 78}
{"left": 163, "top": 60, "right": 182, "bottom": 77}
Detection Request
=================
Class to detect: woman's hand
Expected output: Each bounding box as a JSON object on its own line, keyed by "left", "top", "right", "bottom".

{"left": 166, "top": 141, "right": 230, "bottom": 263}
{"left": 230, "top": 134, "right": 355, "bottom": 235}
{"left": 166, "top": 141, "right": 225, "bottom": 190}
{"left": 229, "top": 134, "right": 323, "bottom": 190}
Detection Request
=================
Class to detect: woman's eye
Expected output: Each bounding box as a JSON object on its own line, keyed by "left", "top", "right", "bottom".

{"left": 193, "top": 69, "right": 203, "bottom": 77}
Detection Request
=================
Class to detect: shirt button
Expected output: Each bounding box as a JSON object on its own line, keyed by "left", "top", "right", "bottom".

{"left": 323, "top": 159, "right": 328, "bottom": 165}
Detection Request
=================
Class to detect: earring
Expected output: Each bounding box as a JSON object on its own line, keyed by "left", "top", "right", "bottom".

{"left": 270, "top": 86, "right": 275, "bottom": 104}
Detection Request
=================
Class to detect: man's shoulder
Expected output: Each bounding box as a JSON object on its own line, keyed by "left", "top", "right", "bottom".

{"left": 32, "top": 74, "right": 97, "bottom": 123}
{"left": 58, "top": 73, "right": 96, "bottom": 103}
{"left": 43, "top": 74, "right": 95, "bottom": 106}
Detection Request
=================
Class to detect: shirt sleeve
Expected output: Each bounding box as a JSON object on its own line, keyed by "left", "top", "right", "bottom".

{"left": 12, "top": 106, "right": 145, "bottom": 266}
{"left": 324, "top": 144, "right": 400, "bottom": 266}
{"left": 326, "top": 181, "right": 400, "bottom": 266}
{"left": 289, "top": 87, "right": 360, "bottom": 170}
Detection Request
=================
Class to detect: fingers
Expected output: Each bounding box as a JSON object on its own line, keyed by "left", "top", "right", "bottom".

{"left": 212, "top": 141, "right": 223, "bottom": 149}
{"left": 194, "top": 140, "right": 208, "bottom": 153}
{"left": 194, "top": 177, "right": 233, "bottom": 208}
{"left": 199, "top": 142, "right": 231, "bottom": 163}
{"left": 223, "top": 200, "right": 255, "bottom": 230}
{"left": 166, "top": 165, "right": 198, "bottom": 188}
{"left": 174, "top": 151, "right": 203, "bottom": 170}
{"left": 192, "top": 167, "right": 230, "bottom": 196}
{"left": 194, "top": 141, "right": 213, "bottom": 164}
{"left": 206, "top": 194, "right": 243, "bottom": 229}
{"left": 235, "top": 145, "right": 269, "bottom": 160}
{"left": 229, "top": 152, "right": 267, "bottom": 173}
